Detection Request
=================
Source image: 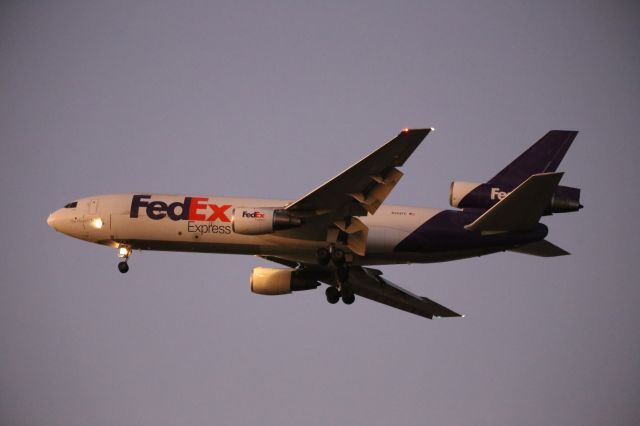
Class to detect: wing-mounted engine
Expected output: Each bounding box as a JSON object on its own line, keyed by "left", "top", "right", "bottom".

{"left": 450, "top": 181, "right": 582, "bottom": 214}
{"left": 250, "top": 267, "right": 320, "bottom": 295}
{"left": 232, "top": 208, "right": 302, "bottom": 235}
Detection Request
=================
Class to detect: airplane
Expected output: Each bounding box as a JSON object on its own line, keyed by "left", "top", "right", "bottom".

{"left": 47, "top": 128, "right": 582, "bottom": 319}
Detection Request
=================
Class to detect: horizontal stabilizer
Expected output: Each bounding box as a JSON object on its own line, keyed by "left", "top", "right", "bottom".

{"left": 510, "top": 239, "right": 570, "bottom": 257}
{"left": 465, "top": 172, "right": 564, "bottom": 233}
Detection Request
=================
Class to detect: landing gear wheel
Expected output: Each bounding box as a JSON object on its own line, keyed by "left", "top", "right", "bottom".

{"left": 331, "top": 248, "right": 346, "bottom": 265}
{"left": 118, "top": 261, "right": 129, "bottom": 274}
{"left": 342, "top": 292, "right": 355, "bottom": 305}
{"left": 325, "top": 286, "right": 340, "bottom": 304}
{"left": 316, "top": 247, "right": 330, "bottom": 266}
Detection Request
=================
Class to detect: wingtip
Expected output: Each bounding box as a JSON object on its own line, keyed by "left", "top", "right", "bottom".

{"left": 549, "top": 129, "right": 579, "bottom": 133}
{"left": 400, "top": 127, "right": 434, "bottom": 134}
{"left": 433, "top": 312, "right": 464, "bottom": 319}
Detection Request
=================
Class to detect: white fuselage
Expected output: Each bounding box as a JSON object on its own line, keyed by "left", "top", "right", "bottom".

{"left": 47, "top": 193, "right": 448, "bottom": 266}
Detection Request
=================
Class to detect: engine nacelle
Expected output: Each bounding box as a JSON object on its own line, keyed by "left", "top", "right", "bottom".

{"left": 250, "top": 267, "right": 319, "bottom": 295}
{"left": 449, "top": 181, "right": 482, "bottom": 208}
{"left": 232, "top": 207, "right": 302, "bottom": 235}
{"left": 449, "top": 181, "right": 582, "bottom": 214}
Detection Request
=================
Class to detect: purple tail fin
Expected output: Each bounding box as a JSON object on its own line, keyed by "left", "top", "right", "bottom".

{"left": 488, "top": 130, "right": 578, "bottom": 185}
{"left": 453, "top": 130, "right": 582, "bottom": 214}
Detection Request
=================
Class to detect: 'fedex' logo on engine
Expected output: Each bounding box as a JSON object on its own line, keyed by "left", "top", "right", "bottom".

{"left": 130, "top": 194, "right": 231, "bottom": 222}
{"left": 242, "top": 211, "right": 265, "bottom": 219}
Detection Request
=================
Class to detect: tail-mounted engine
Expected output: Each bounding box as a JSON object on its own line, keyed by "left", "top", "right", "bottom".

{"left": 250, "top": 267, "right": 320, "bottom": 295}
{"left": 449, "top": 181, "right": 582, "bottom": 214}
{"left": 232, "top": 207, "right": 302, "bottom": 235}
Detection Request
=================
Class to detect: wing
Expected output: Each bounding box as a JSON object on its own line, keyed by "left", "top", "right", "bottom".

{"left": 328, "top": 266, "right": 461, "bottom": 320}
{"left": 258, "top": 256, "right": 461, "bottom": 320}
{"left": 510, "top": 239, "right": 570, "bottom": 257}
{"left": 283, "top": 128, "right": 432, "bottom": 255}
{"left": 286, "top": 128, "right": 431, "bottom": 217}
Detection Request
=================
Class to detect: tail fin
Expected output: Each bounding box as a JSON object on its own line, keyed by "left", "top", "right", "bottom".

{"left": 465, "top": 172, "right": 563, "bottom": 233}
{"left": 489, "top": 130, "right": 577, "bottom": 186}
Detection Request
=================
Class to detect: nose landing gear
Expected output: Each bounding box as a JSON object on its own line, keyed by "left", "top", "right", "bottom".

{"left": 117, "top": 245, "right": 132, "bottom": 273}
{"left": 117, "top": 261, "right": 129, "bottom": 273}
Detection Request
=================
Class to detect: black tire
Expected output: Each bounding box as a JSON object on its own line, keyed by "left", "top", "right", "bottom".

{"left": 331, "top": 248, "right": 346, "bottom": 265}
{"left": 325, "top": 286, "right": 340, "bottom": 304}
{"left": 316, "top": 247, "right": 330, "bottom": 266}
{"left": 342, "top": 292, "right": 355, "bottom": 305}
{"left": 118, "top": 261, "right": 129, "bottom": 274}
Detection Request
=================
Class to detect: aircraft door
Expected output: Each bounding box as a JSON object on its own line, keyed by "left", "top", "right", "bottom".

{"left": 89, "top": 199, "right": 98, "bottom": 214}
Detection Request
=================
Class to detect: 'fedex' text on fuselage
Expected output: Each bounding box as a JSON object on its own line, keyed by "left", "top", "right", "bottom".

{"left": 130, "top": 194, "right": 231, "bottom": 222}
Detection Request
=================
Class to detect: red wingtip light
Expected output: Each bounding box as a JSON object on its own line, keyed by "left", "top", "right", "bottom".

{"left": 402, "top": 128, "right": 410, "bottom": 133}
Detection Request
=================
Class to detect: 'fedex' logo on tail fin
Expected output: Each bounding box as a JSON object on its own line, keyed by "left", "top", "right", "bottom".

{"left": 490, "top": 188, "right": 510, "bottom": 201}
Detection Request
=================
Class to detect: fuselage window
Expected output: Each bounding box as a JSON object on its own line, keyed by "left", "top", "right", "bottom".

{"left": 64, "top": 201, "right": 78, "bottom": 208}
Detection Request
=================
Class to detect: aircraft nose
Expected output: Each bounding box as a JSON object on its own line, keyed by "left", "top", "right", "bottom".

{"left": 47, "top": 211, "right": 58, "bottom": 230}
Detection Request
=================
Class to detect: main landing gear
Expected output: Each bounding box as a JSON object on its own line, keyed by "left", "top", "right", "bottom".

{"left": 325, "top": 286, "right": 340, "bottom": 304}
{"left": 318, "top": 246, "right": 355, "bottom": 305}
{"left": 117, "top": 245, "right": 132, "bottom": 273}
{"left": 316, "top": 246, "right": 347, "bottom": 266}
{"left": 326, "top": 286, "right": 355, "bottom": 305}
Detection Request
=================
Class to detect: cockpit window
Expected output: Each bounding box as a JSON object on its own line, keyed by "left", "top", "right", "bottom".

{"left": 64, "top": 201, "right": 78, "bottom": 208}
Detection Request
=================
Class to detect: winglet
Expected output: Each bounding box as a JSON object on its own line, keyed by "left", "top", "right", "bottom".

{"left": 465, "top": 172, "right": 564, "bottom": 233}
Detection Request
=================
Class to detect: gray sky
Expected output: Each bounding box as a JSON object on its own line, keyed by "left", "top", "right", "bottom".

{"left": 2, "top": 1, "right": 639, "bottom": 425}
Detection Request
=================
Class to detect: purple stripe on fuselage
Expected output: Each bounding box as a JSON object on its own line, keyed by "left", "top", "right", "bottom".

{"left": 394, "top": 210, "right": 548, "bottom": 253}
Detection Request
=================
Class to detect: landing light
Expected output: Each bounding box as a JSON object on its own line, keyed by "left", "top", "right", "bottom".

{"left": 92, "top": 218, "right": 103, "bottom": 229}
{"left": 118, "top": 247, "right": 130, "bottom": 257}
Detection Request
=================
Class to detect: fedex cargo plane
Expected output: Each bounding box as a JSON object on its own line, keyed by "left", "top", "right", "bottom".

{"left": 47, "top": 128, "right": 581, "bottom": 319}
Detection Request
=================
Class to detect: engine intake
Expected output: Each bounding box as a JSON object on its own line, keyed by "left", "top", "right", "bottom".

{"left": 232, "top": 207, "right": 302, "bottom": 235}
{"left": 250, "top": 267, "right": 319, "bottom": 295}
